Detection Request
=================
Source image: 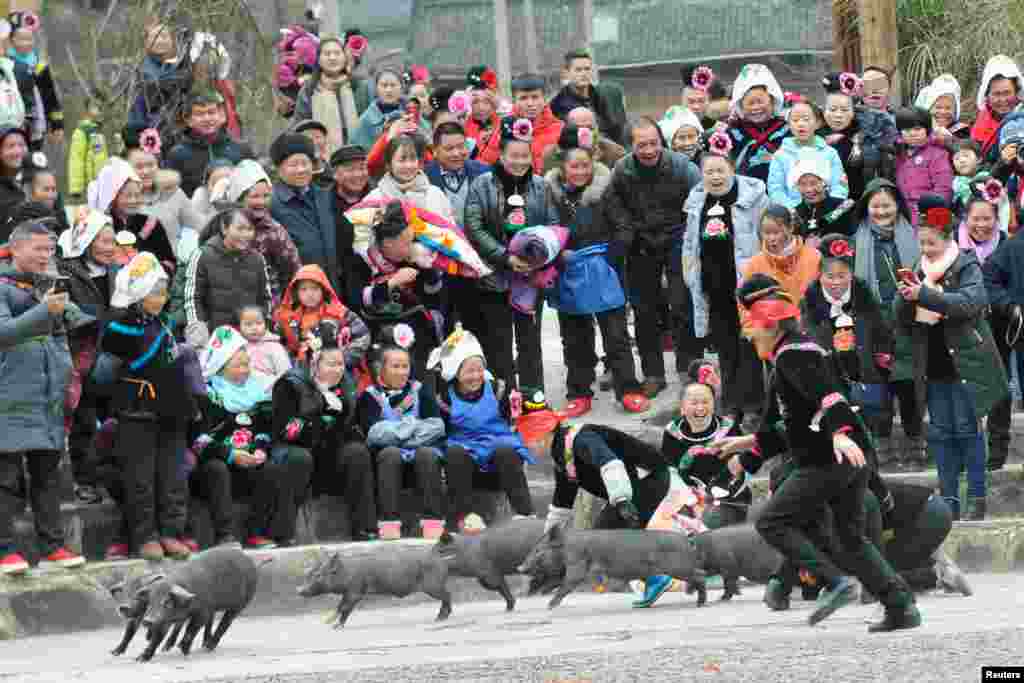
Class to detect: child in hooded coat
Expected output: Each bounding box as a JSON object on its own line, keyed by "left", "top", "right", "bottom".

{"left": 273, "top": 263, "right": 370, "bottom": 370}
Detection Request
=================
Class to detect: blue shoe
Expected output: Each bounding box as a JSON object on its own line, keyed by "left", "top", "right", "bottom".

{"left": 632, "top": 575, "right": 673, "bottom": 608}
{"left": 808, "top": 576, "right": 857, "bottom": 625}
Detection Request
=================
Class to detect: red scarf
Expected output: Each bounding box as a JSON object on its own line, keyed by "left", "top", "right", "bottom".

{"left": 741, "top": 119, "right": 786, "bottom": 154}
{"left": 971, "top": 107, "right": 1003, "bottom": 155}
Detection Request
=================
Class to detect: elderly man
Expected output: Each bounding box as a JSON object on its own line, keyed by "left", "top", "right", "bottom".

{"left": 542, "top": 107, "right": 626, "bottom": 173}
{"left": 270, "top": 133, "right": 343, "bottom": 292}
{"left": 0, "top": 222, "right": 86, "bottom": 575}
{"left": 549, "top": 50, "right": 627, "bottom": 145}
{"left": 606, "top": 116, "right": 703, "bottom": 397}
{"left": 425, "top": 122, "right": 490, "bottom": 226}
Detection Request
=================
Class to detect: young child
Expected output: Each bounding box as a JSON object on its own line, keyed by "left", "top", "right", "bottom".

{"left": 67, "top": 97, "right": 109, "bottom": 201}
{"left": 274, "top": 264, "right": 370, "bottom": 368}
{"left": 357, "top": 325, "right": 446, "bottom": 540}
{"left": 950, "top": 140, "right": 1009, "bottom": 229}
{"left": 894, "top": 106, "right": 953, "bottom": 226}
{"left": 22, "top": 163, "right": 57, "bottom": 210}
{"left": 237, "top": 304, "right": 291, "bottom": 389}
{"left": 767, "top": 100, "right": 849, "bottom": 208}
{"left": 6, "top": 11, "right": 63, "bottom": 151}
{"left": 113, "top": 231, "right": 138, "bottom": 266}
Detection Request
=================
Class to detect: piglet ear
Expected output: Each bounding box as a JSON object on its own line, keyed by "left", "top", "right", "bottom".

{"left": 170, "top": 585, "right": 196, "bottom": 606}
{"left": 438, "top": 531, "right": 453, "bottom": 545}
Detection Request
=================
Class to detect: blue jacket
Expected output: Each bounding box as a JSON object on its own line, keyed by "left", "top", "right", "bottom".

{"left": 351, "top": 100, "right": 431, "bottom": 149}
{"left": 767, "top": 136, "right": 849, "bottom": 208}
{"left": 424, "top": 159, "right": 490, "bottom": 189}
{"left": 270, "top": 183, "right": 342, "bottom": 292}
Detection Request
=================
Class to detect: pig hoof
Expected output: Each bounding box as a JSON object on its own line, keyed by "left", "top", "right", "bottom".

{"left": 135, "top": 654, "right": 152, "bottom": 663}
{"left": 111, "top": 647, "right": 125, "bottom": 657}
{"left": 505, "top": 602, "right": 515, "bottom": 612}
{"left": 332, "top": 621, "right": 346, "bottom": 630}
{"left": 720, "top": 593, "right": 734, "bottom": 602}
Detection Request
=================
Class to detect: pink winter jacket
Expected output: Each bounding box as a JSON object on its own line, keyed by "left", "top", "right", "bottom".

{"left": 895, "top": 140, "right": 953, "bottom": 226}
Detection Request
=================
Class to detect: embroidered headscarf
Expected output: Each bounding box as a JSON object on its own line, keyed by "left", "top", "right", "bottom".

{"left": 110, "top": 252, "right": 167, "bottom": 308}
{"left": 87, "top": 158, "right": 141, "bottom": 213}
{"left": 58, "top": 207, "right": 112, "bottom": 260}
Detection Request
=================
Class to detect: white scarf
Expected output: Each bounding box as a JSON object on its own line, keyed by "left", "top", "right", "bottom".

{"left": 915, "top": 240, "right": 960, "bottom": 325}
{"left": 315, "top": 379, "right": 344, "bottom": 411}
{"left": 822, "top": 286, "right": 851, "bottom": 319}
{"left": 377, "top": 172, "right": 432, "bottom": 207}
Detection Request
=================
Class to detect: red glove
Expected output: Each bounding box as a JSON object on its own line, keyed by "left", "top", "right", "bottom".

{"left": 873, "top": 353, "right": 893, "bottom": 370}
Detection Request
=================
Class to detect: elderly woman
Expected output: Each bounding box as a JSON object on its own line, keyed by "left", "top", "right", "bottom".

{"left": 222, "top": 160, "right": 301, "bottom": 306}
{"left": 191, "top": 325, "right": 314, "bottom": 549}
{"left": 294, "top": 37, "right": 371, "bottom": 156}
{"left": 853, "top": 179, "right": 924, "bottom": 468}
{"left": 544, "top": 124, "right": 648, "bottom": 416}
{"left": 88, "top": 158, "right": 175, "bottom": 268}
{"left": 915, "top": 74, "right": 969, "bottom": 145}
{"left": 725, "top": 64, "right": 790, "bottom": 184}
{"left": 183, "top": 207, "right": 271, "bottom": 347}
{"left": 682, "top": 151, "right": 769, "bottom": 428}
{"left": 971, "top": 55, "right": 1024, "bottom": 162}
{"left": 57, "top": 209, "right": 117, "bottom": 505}
{"left": 658, "top": 109, "right": 704, "bottom": 163}
{"left": 892, "top": 196, "right": 1009, "bottom": 520}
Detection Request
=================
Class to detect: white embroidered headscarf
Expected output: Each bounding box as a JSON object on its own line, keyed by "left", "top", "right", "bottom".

{"left": 730, "top": 64, "right": 784, "bottom": 118}
{"left": 225, "top": 160, "right": 273, "bottom": 203}
{"left": 110, "top": 252, "right": 168, "bottom": 308}
{"left": 58, "top": 207, "right": 112, "bottom": 260}
{"left": 87, "top": 158, "right": 141, "bottom": 213}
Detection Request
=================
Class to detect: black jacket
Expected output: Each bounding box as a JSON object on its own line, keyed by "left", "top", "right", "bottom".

{"left": 184, "top": 235, "right": 271, "bottom": 331}
{"left": 605, "top": 150, "right": 702, "bottom": 253}
{"left": 794, "top": 197, "right": 856, "bottom": 239}
{"left": 544, "top": 165, "right": 615, "bottom": 250}
{"left": 58, "top": 257, "right": 115, "bottom": 322}
{"left": 165, "top": 128, "right": 255, "bottom": 198}
{"left": 272, "top": 366, "right": 359, "bottom": 451}
{"left": 549, "top": 82, "right": 627, "bottom": 145}
{"left": 113, "top": 212, "right": 175, "bottom": 267}
{"left": 0, "top": 175, "right": 24, "bottom": 237}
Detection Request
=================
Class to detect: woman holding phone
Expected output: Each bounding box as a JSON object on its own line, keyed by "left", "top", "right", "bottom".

{"left": 852, "top": 179, "right": 924, "bottom": 469}
{"left": 352, "top": 70, "right": 431, "bottom": 151}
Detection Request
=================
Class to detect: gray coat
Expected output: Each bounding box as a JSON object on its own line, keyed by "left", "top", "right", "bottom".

{"left": 0, "top": 266, "right": 72, "bottom": 453}
{"left": 681, "top": 175, "right": 769, "bottom": 338}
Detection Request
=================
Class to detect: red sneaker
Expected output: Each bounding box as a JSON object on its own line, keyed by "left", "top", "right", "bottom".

{"left": 662, "top": 332, "right": 674, "bottom": 352}
{"left": 104, "top": 543, "right": 130, "bottom": 561}
{"left": 564, "top": 397, "right": 593, "bottom": 418}
{"left": 0, "top": 552, "right": 29, "bottom": 576}
{"left": 39, "top": 547, "right": 86, "bottom": 569}
{"left": 621, "top": 393, "right": 651, "bottom": 413}
{"left": 244, "top": 536, "right": 277, "bottom": 550}
{"left": 180, "top": 538, "right": 200, "bottom": 554}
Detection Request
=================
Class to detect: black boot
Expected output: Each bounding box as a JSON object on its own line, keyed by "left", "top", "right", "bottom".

{"left": 987, "top": 442, "right": 1008, "bottom": 471}
{"left": 967, "top": 496, "right": 987, "bottom": 521}
{"left": 868, "top": 604, "right": 922, "bottom": 632}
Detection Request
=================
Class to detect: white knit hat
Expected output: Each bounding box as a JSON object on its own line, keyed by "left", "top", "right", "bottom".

{"left": 110, "top": 252, "right": 168, "bottom": 308}
{"left": 730, "top": 63, "right": 784, "bottom": 117}
{"left": 787, "top": 153, "right": 832, "bottom": 189}
{"left": 225, "top": 159, "right": 272, "bottom": 204}
{"left": 427, "top": 323, "right": 486, "bottom": 382}
{"left": 658, "top": 108, "right": 702, "bottom": 147}
{"left": 915, "top": 73, "right": 962, "bottom": 122}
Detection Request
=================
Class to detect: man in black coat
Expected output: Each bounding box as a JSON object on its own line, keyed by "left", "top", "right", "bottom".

{"left": 549, "top": 50, "right": 627, "bottom": 146}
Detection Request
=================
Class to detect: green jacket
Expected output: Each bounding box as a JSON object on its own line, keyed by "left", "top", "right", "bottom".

{"left": 66, "top": 120, "right": 109, "bottom": 199}
{"left": 891, "top": 249, "right": 1009, "bottom": 418}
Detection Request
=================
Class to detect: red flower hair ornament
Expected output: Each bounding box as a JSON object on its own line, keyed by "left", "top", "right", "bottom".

{"left": 828, "top": 239, "right": 854, "bottom": 258}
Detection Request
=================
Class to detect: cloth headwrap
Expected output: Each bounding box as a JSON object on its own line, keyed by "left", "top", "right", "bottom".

{"left": 658, "top": 108, "right": 702, "bottom": 148}
{"left": 977, "top": 55, "right": 1023, "bottom": 111}
{"left": 87, "top": 158, "right": 141, "bottom": 213}
{"left": 200, "top": 325, "right": 249, "bottom": 379}
{"left": 787, "top": 153, "right": 831, "bottom": 189}
{"left": 110, "top": 252, "right": 168, "bottom": 308}
{"left": 515, "top": 409, "right": 566, "bottom": 443}
{"left": 58, "top": 208, "right": 112, "bottom": 259}
{"left": 426, "top": 323, "right": 486, "bottom": 382}
{"left": 747, "top": 298, "right": 801, "bottom": 329}
{"left": 730, "top": 63, "right": 784, "bottom": 117}
{"left": 914, "top": 73, "right": 962, "bottom": 123}
{"left": 226, "top": 159, "right": 272, "bottom": 203}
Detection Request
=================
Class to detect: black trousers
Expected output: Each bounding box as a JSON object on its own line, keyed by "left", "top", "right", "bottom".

{"left": 558, "top": 308, "right": 640, "bottom": 400}
{"left": 0, "top": 451, "right": 64, "bottom": 554}
{"left": 756, "top": 461, "right": 910, "bottom": 607}
{"left": 877, "top": 379, "right": 924, "bottom": 440}
{"left": 707, "top": 308, "right": 764, "bottom": 418}
{"left": 69, "top": 392, "right": 101, "bottom": 487}
{"left": 116, "top": 416, "right": 188, "bottom": 549}
{"left": 628, "top": 244, "right": 700, "bottom": 379}
{"left": 456, "top": 287, "right": 545, "bottom": 396}
{"left": 592, "top": 474, "right": 671, "bottom": 529}
{"left": 446, "top": 445, "right": 534, "bottom": 517}
{"left": 190, "top": 447, "right": 313, "bottom": 543}
{"left": 987, "top": 327, "right": 1015, "bottom": 456}
{"left": 374, "top": 446, "right": 445, "bottom": 520}
{"left": 311, "top": 440, "right": 377, "bottom": 536}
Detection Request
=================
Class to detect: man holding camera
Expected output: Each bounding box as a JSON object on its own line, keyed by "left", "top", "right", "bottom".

{"left": 0, "top": 222, "right": 85, "bottom": 575}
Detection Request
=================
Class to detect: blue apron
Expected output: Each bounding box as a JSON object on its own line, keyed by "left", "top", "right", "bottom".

{"left": 364, "top": 381, "right": 443, "bottom": 463}
{"left": 447, "top": 381, "right": 534, "bottom": 471}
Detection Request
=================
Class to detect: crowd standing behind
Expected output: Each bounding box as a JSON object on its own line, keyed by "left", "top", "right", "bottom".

{"left": 0, "top": 8, "right": 1018, "bottom": 583}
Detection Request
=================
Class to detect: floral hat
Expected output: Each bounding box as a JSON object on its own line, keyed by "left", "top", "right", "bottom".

{"left": 110, "top": 252, "right": 168, "bottom": 308}
{"left": 427, "top": 323, "right": 486, "bottom": 382}
{"left": 501, "top": 116, "right": 533, "bottom": 144}
{"left": 200, "top": 325, "right": 248, "bottom": 379}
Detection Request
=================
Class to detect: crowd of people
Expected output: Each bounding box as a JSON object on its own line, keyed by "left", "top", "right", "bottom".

{"left": 0, "top": 11, "right": 1011, "bottom": 630}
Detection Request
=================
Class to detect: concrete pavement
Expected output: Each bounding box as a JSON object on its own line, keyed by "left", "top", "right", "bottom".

{"left": 1, "top": 574, "right": 1020, "bottom": 683}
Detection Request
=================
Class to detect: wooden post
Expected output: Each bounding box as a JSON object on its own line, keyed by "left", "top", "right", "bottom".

{"left": 578, "top": 0, "right": 593, "bottom": 51}
{"left": 493, "top": 0, "right": 511, "bottom": 93}
{"left": 522, "top": 0, "right": 538, "bottom": 75}
{"left": 312, "top": 0, "right": 339, "bottom": 38}
{"left": 831, "top": 0, "right": 846, "bottom": 71}
{"left": 858, "top": 0, "right": 900, "bottom": 103}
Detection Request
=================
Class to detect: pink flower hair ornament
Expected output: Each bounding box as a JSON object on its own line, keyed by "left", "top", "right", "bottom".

{"left": 692, "top": 66, "right": 714, "bottom": 92}
{"left": 21, "top": 11, "right": 40, "bottom": 32}
{"left": 345, "top": 34, "right": 368, "bottom": 57}
{"left": 393, "top": 323, "right": 416, "bottom": 350}
{"left": 512, "top": 118, "right": 533, "bottom": 142}
{"left": 447, "top": 90, "right": 471, "bottom": 115}
{"left": 707, "top": 130, "right": 733, "bottom": 156}
{"left": 981, "top": 177, "right": 1005, "bottom": 203}
{"left": 839, "top": 72, "right": 863, "bottom": 98}
{"left": 140, "top": 128, "right": 162, "bottom": 156}
{"left": 577, "top": 126, "right": 593, "bottom": 149}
